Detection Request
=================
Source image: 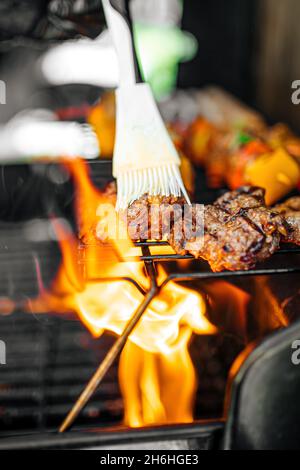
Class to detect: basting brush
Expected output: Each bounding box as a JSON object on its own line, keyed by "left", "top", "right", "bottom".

{"left": 102, "top": 0, "right": 191, "bottom": 210}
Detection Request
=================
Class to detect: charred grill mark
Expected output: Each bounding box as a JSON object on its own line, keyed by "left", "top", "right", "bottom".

{"left": 216, "top": 196, "right": 268, "bottom": 242}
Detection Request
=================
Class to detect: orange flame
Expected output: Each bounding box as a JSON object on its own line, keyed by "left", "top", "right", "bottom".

{"left": 28, "top": 159, "right": 217, "bottom": 427}
{"left": 119, "top": 327, "right": 197, "bottom": 427}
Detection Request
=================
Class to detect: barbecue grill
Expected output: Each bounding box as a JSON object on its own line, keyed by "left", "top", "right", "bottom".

{"left": 0, "top": 160, "right": 300, "bottom": 449}
{"left": 1, "top": 0, "right": 300, "bottom": 450}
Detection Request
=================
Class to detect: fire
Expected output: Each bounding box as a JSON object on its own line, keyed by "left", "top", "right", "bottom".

{"left": 119, "top": 328, "right": 197, "bottom": 427}
{"left": 74, "top": 264, "right": 214, "bottom": 353}
{"left": 27, "top": 159, "right": 217, "bottom": 427}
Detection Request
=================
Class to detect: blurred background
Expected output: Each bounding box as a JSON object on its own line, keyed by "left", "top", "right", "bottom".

{"left": 1, "top": 0, "right": 300, "bottom": 220}
{"left": 0, "top": 0, "right": 299, "bottom": 129}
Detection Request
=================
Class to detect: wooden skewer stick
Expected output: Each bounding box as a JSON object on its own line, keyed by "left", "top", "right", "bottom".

{"left": 59, "top": 287, "right": 158, "bottom": 433}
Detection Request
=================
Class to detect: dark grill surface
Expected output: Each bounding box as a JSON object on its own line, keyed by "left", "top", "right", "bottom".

{"left": 0, "top": 312, "right": 122, "bottom": 434}
{"left": 0, "top": 226, "right": 60, "bottom": 299}
{"left": 0, "top": 308, "right": 241, "bottom": 434}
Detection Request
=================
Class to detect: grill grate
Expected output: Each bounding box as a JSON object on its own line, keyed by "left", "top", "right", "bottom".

{"left": 0, "top": 313, "right": 240, "bottom": 435}
{"left": 0, "top": 312, "right": 123, "bottom": 434}
{"left": 0, "top": 160, "right": 299, "bottom": 435}
{"left": 132, "top": 241, "right": 300, "bottom": 279}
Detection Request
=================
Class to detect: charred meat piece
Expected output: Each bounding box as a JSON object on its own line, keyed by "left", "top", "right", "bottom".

{"left": 207, "top": 187, "right": 288, "bottom": 270}
{"left": 170, "top": 186, "right": 288, "bottom": 272}
{"left": 274, "top": 197, "right": 300, "bottom": 245}
{"left": 170, "top": 205, "right": 284, "bottom": 272}
{"left": 195, "top": 205, "right": 280, "bottom": 272}
{"left": 215, "top": 186, "right": 265, "bottom": 212}
{"left": 125, "top": 194, "right": 185, "bottom": 241}
{"left": 215, "top": 186, "right": 288, "bottom": 243}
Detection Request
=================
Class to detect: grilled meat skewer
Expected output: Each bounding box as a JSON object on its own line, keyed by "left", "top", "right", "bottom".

{"left": 91, "top": 183, "right": 295, "bottom": 272}
{"left": 169, "top": 187, "right": 288, "bottom": 271}
{"left": 125, "top": 186, "right": 289, "bottom": 272}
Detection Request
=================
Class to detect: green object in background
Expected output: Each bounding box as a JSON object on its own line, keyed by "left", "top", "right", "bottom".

{"left": 236, "top": 131, "right": 254, "bottom": 146}
{"left": 133, "top": 24, "right": 198, "bottom": 99}
{"left": 230, "top": 131, "right": 254, "bottom": 151}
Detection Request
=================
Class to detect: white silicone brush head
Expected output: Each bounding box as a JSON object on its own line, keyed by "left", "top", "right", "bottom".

{"left": 113, "top": 83, "right": 191, "bottom": 210}
{"left": 116, "top": 163, "right": 191, "bottom": 210}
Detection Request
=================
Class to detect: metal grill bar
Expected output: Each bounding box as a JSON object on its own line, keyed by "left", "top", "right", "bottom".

{"left": 160, "top": 268, "right": 300, "bottom": 290}
{"left": 131, "top": 241, "right": 300, "bottom": 275}
{"left": 140, "top": 253, "right": 194, "bottom": 261}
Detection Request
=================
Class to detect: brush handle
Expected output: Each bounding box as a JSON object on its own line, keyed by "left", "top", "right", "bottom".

{"left": 102, "top": 0, "right": 142, "bottom": 86}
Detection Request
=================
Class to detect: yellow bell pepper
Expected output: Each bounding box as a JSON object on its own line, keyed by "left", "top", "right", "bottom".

{"left": 245, "top": 147, "right": 300, "bottom": 205}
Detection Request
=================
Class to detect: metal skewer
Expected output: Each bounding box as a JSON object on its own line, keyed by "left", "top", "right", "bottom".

{"left": 59, "top": 257, "right": 158, "bottom": 433}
